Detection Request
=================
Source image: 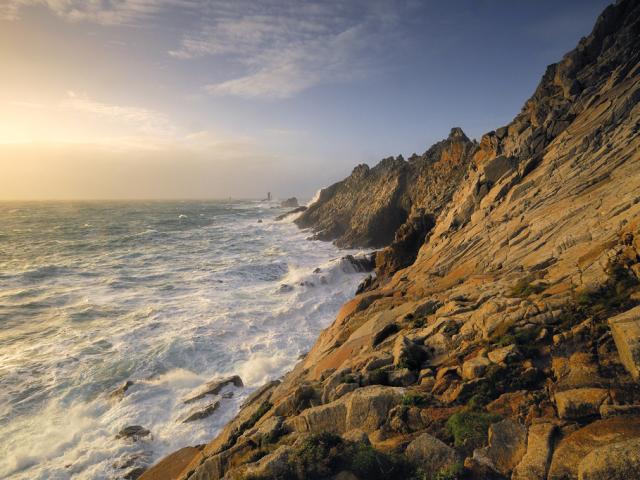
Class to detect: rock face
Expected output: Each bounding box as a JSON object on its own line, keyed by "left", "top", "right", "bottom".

{"left": 144, "top": 2, "right": 640, "bottom": 479}
{"left": 609, "top": 306, "right": 640, "bottom": 379}
{"left": 295, "top": 128, "right": 476, "bottom": 270}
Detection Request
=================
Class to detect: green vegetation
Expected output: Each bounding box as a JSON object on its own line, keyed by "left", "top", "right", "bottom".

{"left": 574, "top": 262, "right": 639, "bottom": 318}
{"left": 433, "top": 462, "right": 464, "bottom": 480}
{"left": 446, "top": 409, "right": 501, "bottom": 449}
{"left": 244, "top": 433, "right": 417, "bottom": 480}
{"left": 402, "top": 392, "right": 429, "bottom": 406}
{"left": 510, "top": 275, "right": 548, "bottom": 298}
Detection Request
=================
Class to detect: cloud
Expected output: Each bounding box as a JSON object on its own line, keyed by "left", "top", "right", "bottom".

{"left": 61, "top": 91, "right": 173, "bottom": 134}
{"left": 1, "top": 0, "right": 197, "bottom": 25}
{"left": 170, "top": 1, "right": 408, "bottom": 99}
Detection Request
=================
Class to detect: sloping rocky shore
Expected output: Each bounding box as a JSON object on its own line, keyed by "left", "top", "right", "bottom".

{"left": 139, "top": 1, "right": 640, "bottom": 479}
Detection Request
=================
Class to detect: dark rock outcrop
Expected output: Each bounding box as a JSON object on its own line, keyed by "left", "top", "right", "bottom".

{"left": 295, "top": 128, "right": 476, "bottom": 260}
{"left": 280, "top": 197, "right": 299, "bottom": 208}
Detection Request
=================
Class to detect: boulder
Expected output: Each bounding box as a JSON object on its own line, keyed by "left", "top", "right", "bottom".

{"left": 280, "top": 197, "right": 299, "bottom": 208}
{"left": 512, "top": 422, "right": 557, "bottom": 480}
{"left": 244, "top": 445, "right": 293, "bottom": 478}
{"left": 472, "top": 418, "right": 527, "bottom": 475}
{"left": 180, "top": 401, "right": 220, "bottom": 423}
{"left": 608, "top": 306, "right": 640, "bottom": 379}
{"left": 487, "top": 344, "right": 519, "bottom": 364}
{"left": 578, "top": 437, "right": 640, "bottom": 480}
{"left": 462, "top": 355, "right": 491, "bottom": 380}
{"left": 548, "top": 416, "right": 640, "bottom": 479}
{"left": 392, "top": 335, "right": 425, "bottom": 369}
{"left": 387, "top": 368, "right": 417, "bottom": 387}
{"left": 554, "top": 388, "right": 609, "bottom": 419}
{"left": 405, "top": 432, "right": 462, "bottom": 475}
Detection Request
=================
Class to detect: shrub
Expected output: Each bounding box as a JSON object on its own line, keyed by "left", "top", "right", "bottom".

{"left": 434, "top": 462, "right": 464, "bottom": 480}
{"left": 402, "top": 393, "right": 428, "bottom": 407}
{"left": 446, "top": 410, "right": 501, "bottom": 448}
{"left": 368, "top": 368, "right": 389, "bottom": 386}
{"left": 510, "top": 276, "right": 547, "bottom": 298}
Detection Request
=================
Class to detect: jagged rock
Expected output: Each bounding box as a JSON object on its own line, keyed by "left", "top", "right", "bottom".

{"left": 244, "top": 445, "right": 293, "bottom": 478}
{"left": 180, "top": 401, "right": 220, "bottom": 423}
{"left": 116, "top": 425, "right": 150, "bottom": 441}
{"left": 274, "top": 384, "right": 315, "bottom": 416}
{"left": 487, "top": 344, "right": 520, "bottom": 364}
{"left": 548, "top": 416, "right": 640, "bottom": 480}
{"left": 554, "top": 388, "right": 609, "bottom": 419}
{"left": 280, "top": 197, "right": 299, "bottom": 208}
{"left": 296, "top": 128, "right": 476, "bottom": 256}
{"left": 405, "top": 432, "right": 462, "bottom": 475}
{"left": 275, "top": 205, "right": 307, "bottom": 221}
{"left": 392, "top": 335, "right": 425, "bottom": 369}
{"left": 472, "top": 419, "right": 527, "bottom": 475}
{"left": 512, "top": 422, "right": 557, "bottom": 480}
{"left": 293, "top": 386, "right": 403, "bottom": 435}
{"left": 462, "top": 354, "right": 491, "bottom": 380}
{"left": 183, "top": 375, "right": 243, "bottom": 404}
{"left": 608, "top": 306, "right": 640, "bottom": 379}
{"left": 578, "top": 437, "right": 640, "bottom": 479}
{"left": 387, "top": 368, "right": 416, "bottom": 387}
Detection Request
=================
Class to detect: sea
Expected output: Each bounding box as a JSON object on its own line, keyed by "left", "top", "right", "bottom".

{"left": 0, "top": 199, "right": 368, "bottom": 479}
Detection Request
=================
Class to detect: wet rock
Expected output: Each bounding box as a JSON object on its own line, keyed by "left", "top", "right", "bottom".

{"left": 184, "top": 375, "right": 243, "bottom": 404}
{"left": 181, "top": 401, "right": 220, "bottom": 423}
{"left": 608, "top": 306, "right": 640, "bottom": 379}
{"left": 116, "top": 425, "right": 150, "bottom": 441}
{"left": 342, "top": 253, "right": 376, "bottom": 272}
{"left": 124, "top": 467, "right": 146, "bottom": 479}
{"left": 405, "top": 432, "right": 462, "bottom": 475}
{"left": 274, "top": 205, "right": 307, "bottom": 221}
{"left": 578, "top": 437, "right": 640, "bottom": 479}
{"left": 110, "top": 380, "right": 134, "bottom": 401}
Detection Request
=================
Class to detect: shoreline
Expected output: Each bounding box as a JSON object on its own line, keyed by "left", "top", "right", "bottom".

{"left": 138, "top": 2, "right": 640, "bottom": 479}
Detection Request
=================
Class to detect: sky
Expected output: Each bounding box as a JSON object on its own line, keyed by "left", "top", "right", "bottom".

{"left": 0, "top": 0, "right": 612, "bottom": 200}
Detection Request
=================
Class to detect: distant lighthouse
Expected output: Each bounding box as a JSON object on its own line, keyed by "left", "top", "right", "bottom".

{"left": 267, "top": 192, "right": 272, "bottom": 201}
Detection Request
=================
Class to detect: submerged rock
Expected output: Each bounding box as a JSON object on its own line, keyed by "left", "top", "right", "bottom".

{"left": 116, "top": 425, "right": 150, "bottom": 441}
{"left": 183, "top": 375, "right": 243, "bottom": 404}
{"left": 180, "top": 401, "right": 220, "bottom": 423}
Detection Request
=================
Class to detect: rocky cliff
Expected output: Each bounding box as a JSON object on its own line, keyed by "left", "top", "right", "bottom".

{"left": 141, "top": 1, "right": 640, "bottom": 479}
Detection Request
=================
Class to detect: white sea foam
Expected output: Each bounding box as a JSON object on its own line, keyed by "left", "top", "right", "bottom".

{"left": 0, "top": 200, "right": 367, "bottom": 479}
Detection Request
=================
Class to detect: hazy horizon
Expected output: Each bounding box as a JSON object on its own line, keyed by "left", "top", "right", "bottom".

{"left": 1, "top": 0, "right": 611, "bottom": 200}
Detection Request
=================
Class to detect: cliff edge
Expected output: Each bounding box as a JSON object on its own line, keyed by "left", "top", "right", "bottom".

{"left": 142, "top": 1, "right": 640, "bottom": 479}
